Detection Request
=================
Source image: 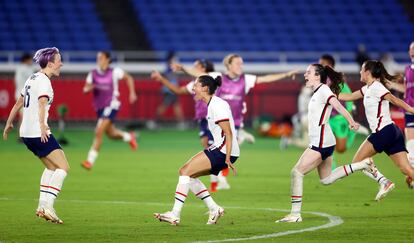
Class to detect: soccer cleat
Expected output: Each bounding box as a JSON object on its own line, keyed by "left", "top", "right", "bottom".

{"left": 42, "top": 207, "right": 63, "bottom": 224}
{"left": 81, "top": 160, "right": 93, "bottom": 170}
{"left": 35, "top": 208, "right": 45, "bottom": 218}
{"left": 207, "top": 206, "right": 224, "bottom": 225}
{"left": 154, "top": 211, "right": 180, "bottom": 226}
{"left": 375, "top": 180, "right": 395, "bottom": 201}
{"left": 216, "top": 180, "right": 230, "bottom": 190}
{"left": 275, "top": 214, "right": 302, "bottom": 223}
{"left": 129, "top": 132, "right": 138, "bottom": 151}
{"left": 406, "top": 176, "right": 414, "bottom": 189}
{"left": 363, "top": 157, "right": 378, "bottom": 178}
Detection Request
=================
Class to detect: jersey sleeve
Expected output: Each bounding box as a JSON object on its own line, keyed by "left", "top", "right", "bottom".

{"left": 360, "top": 85, "right": 368, "bottom": 96}
{"left": 322, "top": 85, "right": 336, "bottom": 104}
{"left": 244, "top": 74, "right": 257, "bottom": 94}
{"left": 185, "top": 81, "right": 194, "bottom": 93}
{"left": 375, "top": 82, "right": 391, "bottom": 99}
{"left": 86, "top": 72, "right": 93, "bottom": 84}
{"left": 37, "top": 77, "right": 52, "bottom": 100}
{"left": 113, "top": 67, "right": 125, "bottom": 81}
{"left": 213, "top": 100, "right": 231, "bottom": 124}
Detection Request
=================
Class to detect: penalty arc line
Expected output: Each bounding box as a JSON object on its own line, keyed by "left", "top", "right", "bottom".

{"left": 0, "top": 197, "right": 343, "bottom": 242}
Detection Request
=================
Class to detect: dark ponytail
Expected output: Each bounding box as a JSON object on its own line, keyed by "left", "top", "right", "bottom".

{"left": 363, "top": 60, "right": 402, "bottom": 86}
{"left": 198, "top": 75, "right": 221, "bottom": 95}
{"left": 312, "top": 64, "right": 344, "bottom": 96}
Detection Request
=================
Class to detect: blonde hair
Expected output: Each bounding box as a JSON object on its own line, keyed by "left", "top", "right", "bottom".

{"left": 223, "top": 53, "right": 241, "bottom": 69}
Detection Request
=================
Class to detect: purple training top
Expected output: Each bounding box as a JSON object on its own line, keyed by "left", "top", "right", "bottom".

{"left": 92, "top": 68, "right": 114, "bottom": 110}
{"left": 405, "top": 65, "right": 414, "bottom": 107}
{"left": 215, "top": 74, "right": 246, "bottom": 127}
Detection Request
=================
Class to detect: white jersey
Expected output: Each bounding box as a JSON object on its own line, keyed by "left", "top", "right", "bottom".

{"left": 360, "top": 81, "right": 393, "bottom": 133}
{"left": 14, "top": 64, "right": 34, "bottom": 100}
{"left": 308, "top": 84, "right": 336, "bottom": 148}
{"left": 19, "top": 72, "right": 54, "bottom": 138}
{"left": 207, "top": 96, "right": 240, "bottom": 156}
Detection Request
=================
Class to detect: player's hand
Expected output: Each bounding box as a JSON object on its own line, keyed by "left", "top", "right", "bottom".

{"left": 226, "top": 159, "right": 237, "bottom": 176}
{"left": 40, "top": 124, "right": 50, "bottom": 143}
{"left": 3, "top": 123, "right": 13, "bottom": 140}
{"left": 287, "top": 70, "right": 299, "bottom": 80}
{"left": 150, "top": 71, "right": 162, "bottom": 81}
{"left": 129, "top": 92, "right": 137, "bottom": 104}
{"left": 170, "top": 62, "right": 183, "bottom": 72}
{"left": 349, "top": 122, "right": 360, "bottom": 131}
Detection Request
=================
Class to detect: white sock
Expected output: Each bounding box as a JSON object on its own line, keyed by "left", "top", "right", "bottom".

{"left": 190, "top": 178, "right": 218, "bottom": 212}
{"left": 321, "top": 160, "right": 369, "bottom": 185}
{"left": 39, "top": 169, "right": 54, "bottom": 208}
{"left": 87, "top": 149, "right": 98, "bottom": 165}
{"left": 210, "top": 175, "right": 218, "bottom": 183}
{"left": 122, "top": 132, "right": 131, "bottom": 142}
{"left": 290, "top": 169, "right": 303, "bottom": 215}
{"left": 172, "top": 176, "right": 190, "bottom": 218}
{"left": 46, "top": 169, "right": 67, "bottom": 208}
{"left": 361, "top": 160, "right": 388, "bottom": 185}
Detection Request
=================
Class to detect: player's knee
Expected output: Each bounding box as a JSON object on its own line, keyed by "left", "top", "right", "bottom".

{"left": 291, "top": 168, "right": 304, "bottom": 179}
{"left": 178, "top": 166, "right": 188, "bottom": 176}
{"left": 336, "top": 146, "right": 346, "bottom": 153}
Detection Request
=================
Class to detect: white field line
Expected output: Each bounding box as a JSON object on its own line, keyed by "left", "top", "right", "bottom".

{"left": 0, "top": 197, "right": 343, "bottom": 242}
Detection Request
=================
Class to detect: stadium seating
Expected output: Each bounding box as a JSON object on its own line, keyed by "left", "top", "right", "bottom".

{"left": 131, "top": 0, "right": 414, "bottom": 52}
{"left": 0, "top": 0, "right": 111, "bottom": 51}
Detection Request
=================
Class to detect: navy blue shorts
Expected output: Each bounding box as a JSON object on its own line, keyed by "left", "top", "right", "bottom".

{"left": 97, "top": 107, "right": 119, "bottom": 122}
{"left": 204, "top": 148, "right": 238, "bottom": 175}
{"left": 405, "top": 113, "right": 414, "bottom": 128}
{"left": 22, "top": 134, "right": 62, "bottom": 158}
{"left": 368, "top": 123, "right": 407, "bottom": 155}
{"left": 198, "top": 118, "right": 213, "bottom": 144}
{"left": 310, "top": 145, "right": 335, "bottom": 160}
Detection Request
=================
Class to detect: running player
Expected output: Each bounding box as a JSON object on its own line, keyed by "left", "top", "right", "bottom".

{"left": 82, "top": 51, "right": 138, "bottom": 170}
{"left": 339, "top": 60, "right": 414, "bottom": 189}
{"left": 154, "top": 75, "right": 239, "bottom": 225}
{"left": 3, "top": 47, "right": 69, "bottom": 224}
{"left": 276, "top": 64, "right": 376, "bottom": 223}
{"left": 172, "top": 54, "right": 298, "bottom": 191}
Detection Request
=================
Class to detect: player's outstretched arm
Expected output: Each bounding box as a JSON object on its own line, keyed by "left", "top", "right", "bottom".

{"left": 384, "top": 93, "right": 414, "bottom": 114}
{"left": 3, "top": 96, "right": 23, "bottom": 140}
{"left": 256, "top": 70, "right": 298, "bottom": 84}
{"left": 170, "top": 62, "right": 205, "bottom": 78}
{"left": 151, "top": 71, "right": 189, "bottom": 95}
{"left": 329, "top": 96, "right": 360, "bottom": 131}
{"left": 338, "top": 90, "right": 363, "bottom": 101}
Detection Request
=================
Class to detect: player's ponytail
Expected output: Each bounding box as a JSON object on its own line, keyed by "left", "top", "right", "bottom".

{"left": 312, "top": 64, "right": 344, "bottom": 96}
{"left": 363, "top": 60, "right": 402, "bottom": 86}
{"left": 198, "top": 75, "right": 221, "bottom": 95}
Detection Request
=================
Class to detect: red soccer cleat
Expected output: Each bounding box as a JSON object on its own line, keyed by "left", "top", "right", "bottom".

{"left": 129, "top": 132, "right": 138, "bottom": 151}
{"left": 81, "top": 161, "right": 93, "bottom": 170}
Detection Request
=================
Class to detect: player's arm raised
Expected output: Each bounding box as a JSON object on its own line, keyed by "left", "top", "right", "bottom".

{"left": 151, "top": 71, "right": 189, "bottom": 95}
{"left": 256, "top": 70, "right": 298, "bottom": 84}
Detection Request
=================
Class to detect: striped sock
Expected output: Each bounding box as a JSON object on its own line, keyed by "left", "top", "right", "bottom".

{"left": 322, "top": 160, "right": 368, "bottom": 185}
{"left": 291, "top": 169, "right": 303, "bottom": 215}
{"left": 39, "top": 169, "right": 54, "bottom": 208}
{"left": 190, "top": 178, "right": 218, "bottom": 212}
{"left": 87, "top": 149, "right": 98, "bottom": 165}
{"left": 291, "top": 195, "right": 302, "bottom": 215}
{"left": 172, "top": 176, "right": 190, "bottom": 218}
{"left": 362, "top": 162, "right": 388, "bottom": 185}
{"left": 46, "top": 169, "right": 67, "bottom": 208}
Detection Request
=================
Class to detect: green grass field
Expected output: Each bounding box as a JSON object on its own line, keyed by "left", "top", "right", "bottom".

{"left": 1, "top": 129, "right": 413, "bottom": 242}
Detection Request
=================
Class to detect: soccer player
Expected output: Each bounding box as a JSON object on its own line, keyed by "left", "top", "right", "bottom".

{"left": 82, "top": 51, "right": 138, "bottom": 170}
{"left": 3, "top": 47, "right": 68, "bottom": 224}
{"left": 172, "top": 54, "right": 298, "bottom": 191}
{"left": 339, "top": 60, "right": 414, "bottom": 189}
{"left": 154, "top": 75, "right": 239, "bottom": 225}
{"left": 276, "top": 64, "right": 376, "bottom": 223}
{"left": 151, "top": 59, "right": 215, "bottom": 148}
{"left": 387, "top": 42, "right": 414, "bottom": 186}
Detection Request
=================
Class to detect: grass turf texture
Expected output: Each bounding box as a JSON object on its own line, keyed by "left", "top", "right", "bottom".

{"left": 0, "top": 129, "right": 413, "bottom": 242}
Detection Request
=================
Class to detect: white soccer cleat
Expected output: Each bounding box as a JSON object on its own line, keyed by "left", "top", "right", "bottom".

{"left": 35, "top": 207, "right": 45, "bottom": 218}
{"left": 217, "top": 176, "right": 230, "bottom": 190}
{"left": 363, "top": 157, "right": 378, "bottom": 177}
{"left": 154, "top": 211, "right": 180, "bottom": 226}
{"left": 207, "top": 206, "right": 224, "bottom": 225}
{"left": 276, "top": 214, "right": 302, "bottom": 223}
{"left": 42, "top": 207, "right": 63, "bottom": 224}
{"left": 375, "top": 180, "right": 395, "bottom": 201}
